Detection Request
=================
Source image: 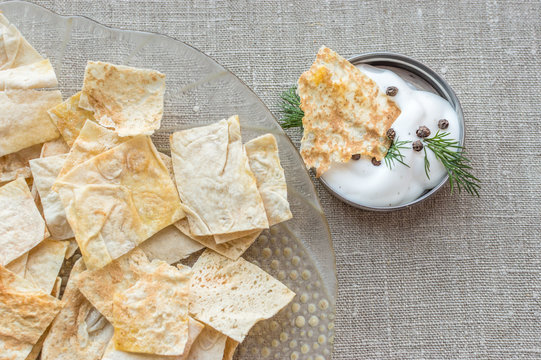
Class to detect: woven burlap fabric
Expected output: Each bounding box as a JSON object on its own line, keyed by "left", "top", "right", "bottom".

{"left": 14, "top": 0, "right": 541, "bottom": 358}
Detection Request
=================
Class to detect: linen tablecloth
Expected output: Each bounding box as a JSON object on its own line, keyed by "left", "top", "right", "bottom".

{"left": 18, "top": 1, "right": 541, "bottom": 358}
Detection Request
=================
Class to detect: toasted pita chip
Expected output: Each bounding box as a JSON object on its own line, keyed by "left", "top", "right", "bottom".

{"left": 0, "top": 265, "right": 63, "bottom": 344}
{"left": 298, "top": 46, "right": 401, "bottom": 176}
{"left": 75, "top": 248, "right": 150, "bottom": 323}
{"left": 58, "top": 120, "right": 131, "bottom": 179}
{"left": 42, "top": 259, "right": 114, "bottom": 360}
{"left": 47, "top": 92, "right": 96, "bottom": 147}
{"left": 222, "top": 338, "right": 239, "bottom": 360}
{"left": 51, "top": 277, "right": 61, "bottom": 298}
{"left": 40, "top": 138, "right": 69, "bottom": 158}
{"left": 29, "top": 154, "right": 74, "bottom": 239}
{"left": 0, "top": 143, "right": 42, "bottom": 183}
{"left": 171, "top": 116, "right": 268, "bottom": 237}
{"left": 79, "top": 61, "right": 165, "bottom": 137}
{"left": 24, "top": 239, "right": 68, "bottom": 294}
{"left": 245, "top": 134, "right": 292, "bottom": 225}
{"left": 102, "top": 317, "right": 204, "bottom": 360}
{"left": 0, "top": 177, "right": 48, "bottom": 266}
{"left": 112, "top": 261, "right": 191, "bottom": 355}
{"left": 0, "top": 14, "right": 43, "bottom": 70}
{"left": 55, "top": 136, "right": 184, "bottom": 269}
{"left": 65, "top": 238, "right": 78, "bottom": 259}
{"left": 189, "top": 250, "right": 295, "bottom": 342}
{"left": 175, "top": 219, "right": 260, "bottom": 261}
{"left": 5, "top": 253, "right": 28, "bottom": 278}
{"left": 0, "top": 58, "right": 57, "bottom": 90}
{"left": 186, "top": 326, "right": 227, "bottom": 360}
{"left": 0, "top": 90, "right": 62, "bottom": 157}
{"left": 0, "top": 334, "right": 33, "bottom": 360}
{"left": 24, "top": 328, "right": 49, "bottom": 360}
{"left": 140, "top": 225, "right": 203, "bottom": 264}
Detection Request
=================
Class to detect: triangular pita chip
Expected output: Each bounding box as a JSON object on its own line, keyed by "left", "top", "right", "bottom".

{"left": 42, "top": 259, "right": 114, "bottom": 360}
{"left": 55, "top": 136, "right": 184, "bottom": 269}
{"left": 24, "top": 239, "right": 68, "bottom": 294}
{"left": 40, "top": 138, "right": 69, "bottom": 158}
{"left": 75, "top": 248, "right": 150, "bottom": 323}
{"left": 47, "top": 92, "right": 96, "bottom": 147}
{"left": 0, "top": 143, "right": 42, "bottom": 183}
{"left": 0, "top": 265, "right": 63, "bottom": 344}
{"left": 29, "top": 154, "right": 74, "bottom": 239}
{"left": 0, "top": 89, "right": 61, "bottom": 157}
{"left": 186, "top": 326, "right": 227, "bottom": 360}
{"left": 245, "top": 134, "right": 292, "bottom": 225}
{"left": 0, "top": 177, "right": 49, "bottom": 266}
{"left": 189, "top": 250, "right": 295, "bottom": 342}
{"left": 112, "top": 261, "right": 191, "bottom": 355}
{"left": 79, "top": 61, "right": 165, "bottom": 137}
{"left": 298, "top": 46, "right": 401, "bottom": 176}
{"left": 170, "top": 116, "right": 268, "bottom": 237}
{"left": 139, "top": 225, "right": 204, "bottom": 264}
{"left": 5, "top": 253, "right": 28, "bottom": 278}
{"left": 0, "top": 14, "right": 43, "bottom": 70}
{"left": 0, "top": 58, "right": 57, "bottom": 90}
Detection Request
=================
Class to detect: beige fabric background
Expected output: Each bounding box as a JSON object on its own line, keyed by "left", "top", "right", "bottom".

{"left": 16, "top": 0, "right": 541, "bottom": 358}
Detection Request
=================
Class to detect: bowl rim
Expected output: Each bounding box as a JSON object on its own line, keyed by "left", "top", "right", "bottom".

{"left": 319, "top": 51, "right": 465, "bottom": 211}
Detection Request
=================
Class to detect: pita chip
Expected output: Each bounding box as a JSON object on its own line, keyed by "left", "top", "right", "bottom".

{"left": 0, "top": 14, "right": 43, "bottom": 70}
{"left": 0, "top": 334, "right": 33, "bottom": 360}
{"left": 0, "top": 58, "right": 57, "bottom": 90}
{"left": 222, "top": 338, "right": 239, "bottom": 360}
{"left": 112, "top": 261, "right": 191, "bottom": 355}
{"left": 51, "top": 277, "right": 61, "bottom": 298}
{"left": 40, "top": 137, "right": 69, "bottom": 158}
{"left": 30, "top": 154, "right": 74, "bottom": 239}
{"left": 186, "top": 326, "right": 227, "bottom": 360}
{"left": 298, "top": 46, "right": 401, "bottom": 176}
{"left": 189, "top": 250, "right": 295, "bottom": 342}
{"left": 48, "top": 92, "right": 96, "bottom": 147}
{"left": 75, "top": 248, "right": 150, "bottom": 323}
{"left": 0, "top": 89, "right": 62, "bottom": 157}
{"left": 64, "top": 238, "right": 78, "bottom": 259}
{"left": 5, "top": 253, "right": 28, "bottom": 278}
{"left": 171, "top": 116, "right": 268, "bottom": 237}
{"left": 140, "top": 225, "right": 204, "bottom": 264}
{"left": 24, "top": 239, "right": 68, "bottom": 294}
{"left": 0, "top": 177, "right": 49, "bottom": 266}
{"left": 0, "top": 265, "right": 63, "bottom": 344}
{"left": 42, "top": 259, "right": 114, "bottom": 360}
{"left": 101, "top": 317, "right": 204, "bottom": 360}
{"left": 245, "top": 134, "right": 292, "bottom": 225}
{"left": 0, "top": 143, "right": 42, "bottom": 183}
{"left": 79, "top": 61, "right": 165, "bottom": 137}
{"left": 55, "top": 136, "right": 184, "bottom": 269}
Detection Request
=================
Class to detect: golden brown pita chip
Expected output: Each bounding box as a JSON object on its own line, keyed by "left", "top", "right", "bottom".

{"left": 25, "top": 239, "right": 68, "bottom": 294}
{"left": 222, "top": 338, "right": 239, "bottom": 360}
{"left": 42, "top": 259, "right": 114, "bottom": 360}
{"left": 55, "top": 136, "right": 184, "bottom": 269}
{"left": 79, "top": 61, "right": 165, "bottom": 137}
{"left": 171, "top": 116, "right": 268, "bottom": 237}
{"left": 0, "top": 177, "right": 49, "bottom": 266}
{"left": 186, "top": 326, "right": 227, "bottom": 360}
{"left": 112, "top": 262, "right": 191, "bottom": 355}
{"left": 298, "top": 46, "right": 401, "bottom": 176}
{"left": 245, "top": 134, "right": 292, "bottom": 225}
{"left": 40, "top": 138, "right": 69, "bottom": 158}
{"left": 0, "top": 143, "right": 42, "bottom": 183}
{"left": 0, "top": 14, "right": 43, "bottom": 70}
{"left": 47, "top": 92, "right": 96, "bottom": 147}
{"left": 0, "top": 58, "right": 57, "bottom": 90}
{"left": 0, "top": 90, "right": 61, "bottom": 157}
{"left": 189, "top": 250, "right": 295, "bottom": 342}
{"left": 0, "top": 334, "right": 33, "bottom": 360}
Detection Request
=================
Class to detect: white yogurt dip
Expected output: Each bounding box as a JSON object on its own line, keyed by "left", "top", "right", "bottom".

{"left": 321, "top": 65, "right": 461, "bottom": 207}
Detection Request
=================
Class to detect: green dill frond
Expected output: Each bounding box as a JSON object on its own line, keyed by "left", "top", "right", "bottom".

{"left": 278, "top": 86, "right": 304, "bottom": 129}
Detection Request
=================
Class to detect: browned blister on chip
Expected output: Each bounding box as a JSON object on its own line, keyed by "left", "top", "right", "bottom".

{"left": 298, "top": 46, "right": 401, "bottom": 176}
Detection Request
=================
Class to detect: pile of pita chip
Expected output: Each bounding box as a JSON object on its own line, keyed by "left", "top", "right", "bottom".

{"left": 1, "top": 13, "right": 296, "bottom": 360}
{"left": 298, "top": 46, "right": 401, "bottom": 176}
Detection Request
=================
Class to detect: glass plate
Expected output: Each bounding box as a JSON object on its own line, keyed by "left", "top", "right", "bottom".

{"left": 0, "top": 1, "right": 337, "bottom": 359}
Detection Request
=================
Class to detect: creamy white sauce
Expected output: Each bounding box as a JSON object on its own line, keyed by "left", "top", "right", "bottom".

{"left": 321, "top": 65, "right": 460, "bottom": 207}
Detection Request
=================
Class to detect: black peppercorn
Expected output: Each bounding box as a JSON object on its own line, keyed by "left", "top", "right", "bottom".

{"left": 351, "top": 154, "right": 361, "bottom": 161}
{"left": 371, "top": 157, "right": 381, "bottom": 166}
{"left": 386, "top": 128, "right": 396, "bottom": 141}
{"left": 412, "top": 140, "right": 423, "bottom": 152}
{"left": 416, "top": 126, "right": 431, "bottom": 138}
{"left": 438, "top": 119, "right": 449, "bottom": 129}
{"left": 386, "top": 86, "right": 398, "bottom": 96}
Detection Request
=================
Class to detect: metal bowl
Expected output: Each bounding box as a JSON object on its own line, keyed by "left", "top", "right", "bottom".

{"left": 319, "top": 52, "right": 465, "bottom": 211}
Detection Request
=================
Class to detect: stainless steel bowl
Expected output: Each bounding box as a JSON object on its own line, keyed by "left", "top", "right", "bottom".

{"left": 319, "top": 52, "right": 465, "bottom": 211}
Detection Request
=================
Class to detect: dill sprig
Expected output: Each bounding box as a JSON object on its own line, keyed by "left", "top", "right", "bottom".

{"left": 384, "top": 138, "right": 411, "bottom": 169}
{"left": 278, "top": 86, "right": 304, "bottom": 129}
{"left": 423, "top": 131, "right": 480, "bottom": 196}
